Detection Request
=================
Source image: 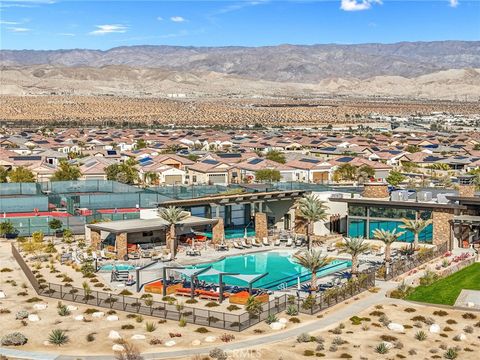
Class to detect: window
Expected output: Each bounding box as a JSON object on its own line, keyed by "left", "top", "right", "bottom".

{"left": 369, "top": 206, "right": 416, "bottom": 220}
{"left": 369, "top": 220, "right": 432, "bottom": 244}
{"left": 142, "top": 231, "right": 153, "bottom": 237}
{"left": 348, "top": 219, "right": 366, "bottom": 238}
{"left": 349, "top": 205, "right": 366, "bottom": 217}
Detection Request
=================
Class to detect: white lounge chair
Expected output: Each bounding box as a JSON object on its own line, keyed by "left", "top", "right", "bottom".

{"left": 286, "top": 237, "right": 293, "bottom": 247}
{"left": 233, "top": 241, "right": 244, "bottom": 249}
{"left": 274, "top": 238, "right": 281, "bottom": 246}
{"left": 262, "top": 237, "right": 270, "bottom": 246}
{"left": 252, "top": 238, "right": 261, "bottom": 247}
{"left": 241, "top": 240, "right": 252, "bottom": 248}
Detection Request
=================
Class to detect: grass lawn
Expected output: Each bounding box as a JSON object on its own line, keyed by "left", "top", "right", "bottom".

{"left": 406, "top": 262, "right": 480, "bottom": 305}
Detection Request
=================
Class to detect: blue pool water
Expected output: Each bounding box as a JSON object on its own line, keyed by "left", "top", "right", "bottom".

{"left": 200, "top": 228, "right": 255, "bottom": 239}
{"left": 189, "top": 251, "right": 351, "bottom": 290}
{"left": 98, "top": 263, "right": 136, "bottom": 272}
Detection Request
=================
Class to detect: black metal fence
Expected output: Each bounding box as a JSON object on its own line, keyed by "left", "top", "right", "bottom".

{"left": 12, "top": 244, "right": 373, "bottom": 331}
{"left": 380, "top": 242, "right": 449, "bottom": 281}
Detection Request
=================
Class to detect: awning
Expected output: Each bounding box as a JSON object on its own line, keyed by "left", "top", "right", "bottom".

{"left": 229, "top": 273, "right": 268, "bottom": 285}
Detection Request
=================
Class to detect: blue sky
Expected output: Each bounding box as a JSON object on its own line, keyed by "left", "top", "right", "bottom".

{"left": 0, "top": 1, "right": 479, "bottom": 50}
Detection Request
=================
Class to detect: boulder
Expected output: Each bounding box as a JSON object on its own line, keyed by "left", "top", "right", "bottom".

{"left": 108, "top": 330, "right": 122, "bottom": 340}
{"left": 191, "top": 339, "right": 201, "bottom": 346}
{"left": 92, "top": 311, "right": 105, "bottom": 318}
{"left": 204, "top": 336, "right": 216, "bottom": 343}
{"left": 278, "top": 318, "right": 288, "bottom": 324}
{"left": 466, "top": 302, "right": 475, "bottom": 308}
{"left": 387, "top": 323, "right": 404, "bottom": 332}
{"left": 429, "top": 324, "right": 441, "bottom": 333}
{"left": 383, "top": 342, "right": 394, "bottom": 349}
{"left": 33, "top": 303, "right": 48, "bottom": 310}
{"left": 131, "top": 334, "right": 146, "bottom": 340}
{"left": 43, "top": 340, "right": 51, "bottom": 346}
{"left": 0, "top": 291, "right": 6, "bottom": 299}
{"left": 74, "top": 315, "right": 84, "bottom": 321}
{"left": 270, "top": 322, "right": 286, "bottom": 330}
{"left": 112, "top": 344, "right": 125, "bottom": 352}
{"left": 457, "top": 333, "right": 467, "bottom": 341}
{"left": 165, "top": 340, "right": 176, "bottom": 347}
{"left": 106, "top": 315, "right": 119, "bottom": 321}
{"left": 28, "top": 314, "right": 40, "bottom": 322}
{"left": 66, "top": 305, "right": 78, "bottom": 311}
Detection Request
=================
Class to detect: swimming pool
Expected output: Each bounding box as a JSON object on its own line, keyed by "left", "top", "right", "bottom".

{"left": 98, "top": 263, "right": 136, "bottom": 272}
{"left": 189, "top": 251, "right": 351, "bottom": 290}
{"left": 200, "top": 227, "right": 256, "bottom": 239}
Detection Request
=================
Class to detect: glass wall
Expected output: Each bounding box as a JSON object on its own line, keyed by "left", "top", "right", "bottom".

{"left": 348, "top": 219, "right": 366, "bottom": 238}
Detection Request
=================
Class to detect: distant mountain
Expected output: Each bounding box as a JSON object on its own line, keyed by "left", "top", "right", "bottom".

{"left": 2, "top": 41, "right": 480, "bottom": 82}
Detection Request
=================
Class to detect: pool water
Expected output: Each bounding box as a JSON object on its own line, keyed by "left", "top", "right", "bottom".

{"left": 98, "top": 263, "right": 136, "bottom": 272}
{"left": 200, "top": 227, "right": 255, "bottom": 239}
{"left": 190, "top": 251, "right": 351, "bottom": 290}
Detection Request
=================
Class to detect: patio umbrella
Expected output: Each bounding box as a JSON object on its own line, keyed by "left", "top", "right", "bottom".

{"left": 297, "top": 276, "right": 301, "bottom": 291}
{"left": 244, "top": 228, "right": 248, "bottom": 239}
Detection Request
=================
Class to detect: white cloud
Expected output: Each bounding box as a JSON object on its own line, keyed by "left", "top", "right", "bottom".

{"left": 7, "top": 27, "right": 30, "bottom": 32}
{"left": 89, "top": 24, "right": 127, "bottom": 35}
{"left": 340, "top": 0, "right": 381, "bottom": 12}
{"left": 170, "top": 16, "right": 186, "bottom": 23}
{"left": 0, "top": 20, "right": 21, "bottom": 25}
{"left": 156, "top": 16, "right": 163, "bottom": 21}
{"left": 58, "top": 32, "right": 75, "bottom": 36}
{"left": 449, "top": 0, "right": 459, "bottom": 8}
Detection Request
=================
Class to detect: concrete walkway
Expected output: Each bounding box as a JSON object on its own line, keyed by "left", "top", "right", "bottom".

{"left": 1, "top": 281, "right": 398, "bottom": 360}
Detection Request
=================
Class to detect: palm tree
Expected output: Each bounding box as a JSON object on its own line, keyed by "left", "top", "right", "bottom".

{"left": 372, "top": 229, "right": 404, "bottom": 271}
{"left": 158, "top": 206, "right": 190, "bottom": 257}
{"left": 400, "top": 218, "right": 432, "bottom": 250}
{"left": 293, "top": 249, "right": 331, "bottom": 292}
{"left": 337, "top": 237, "right": 371, "bottom": 277}
{"left": 296, "top": 194, "right": 328, "bottom": 250}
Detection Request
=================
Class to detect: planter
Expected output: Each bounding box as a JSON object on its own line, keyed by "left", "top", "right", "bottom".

{"left": 5, "top": 233, "right": 18, "bottom": 239}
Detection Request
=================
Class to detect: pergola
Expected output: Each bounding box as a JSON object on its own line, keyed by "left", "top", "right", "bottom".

{"left": 228, "top": 273, "right": 269, "bottom": 294}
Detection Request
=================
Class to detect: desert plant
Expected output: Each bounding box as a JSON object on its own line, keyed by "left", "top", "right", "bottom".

{"left": 209, "top": 348, "right": 227, "bottom": 360}
{"left": 295, "top": 194, "right": 328, "bottom": 250}
{"left": 48, "top": 329, "right": 69, "bottom": 346}
{"left": 15, "top": 310, "right": 29, "bottom": 320}
{"left": 58, "top": 305, "right": 71, "bottom": 317}
{"left": 297, "top": 333, "right": 312, "bottom": 343}
{"left": 195, "top": 327, "right": 209, "bottom": 333}
{"left": 293, "top": 249, "right": 330, "bottom": 291}
{"left": 265, "top": 314, "right": 278, "bottom": 325}
{"left": 337, "top": 237, "right": 371, "bottom": 277}
{"left": 245, "top": 296, "right": 263, "bottom": 318}
{"left": 375, "top": 342, "right": 389, "bottom": 354}
{"left": 86, "top": 332, "right": 96, "bottom": 342}
{"left": 158, "top": 206, "right": 190, "bottom": 257}
{"left": 444, "top": 348, "right": 458, "bottom": 359}
{"left": 145, "top": 322, "right": 157, "bottom": 332}
{"left": 286, "top": 304, "right": 299, "bottom": 316}
{"left": 179, "top": 316, "right": 187, "bottom": 327}
{"left": 415, "top": 331, "right": 427, "bottom": 341}
{"left": 400, "top": 218, "right": 431, "bottom": 249}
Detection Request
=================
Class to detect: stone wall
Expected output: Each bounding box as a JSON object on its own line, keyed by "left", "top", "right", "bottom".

{"left": 362, "top": 183, "right": 389, "bottom": 198}
{"left": 90, "top": 230, "right": 101, "bottom": 250}
{"left": 294, "top": 208, "right": 307, "bottom": 235}
{"left": 255, "top": 212, "right": 268, "bottom": 242}
{"left": 116, "top": 232, "right": 128, "bottom": 260}
{"left": 212, "top": 217, "right": 225, "bottom": 244}
{"left": 459, "top": 185, "right": 476, "bottom": 198}
{"left": 432, "top": 209, "right": 454, "bottom": 247}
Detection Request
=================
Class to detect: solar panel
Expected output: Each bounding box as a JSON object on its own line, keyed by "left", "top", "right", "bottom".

{"left": 13, "top": 156, "right": 42, "bottom": 161}
{"left": 336, "top": 157, "right": 354, "bottom": 163}
{"left": 139, "top": 157, "right": 153, "bottom": 163}
{"left": 248, "top": 158, "right": 263, "bottom": 165}
{"left": 300, "top": 158, "right": 320, "bottom": 164}
{"left": 218, "top": 153, "right": 241, "bottom": 158}
{"left": 106, "top": 150, "right": 117, "bottom": 155}
{"left": 201, "top": 159, "right": 219, "bottom": 165}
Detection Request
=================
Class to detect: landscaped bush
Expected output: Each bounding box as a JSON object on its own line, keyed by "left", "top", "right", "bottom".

{"left": 220, "top": 333, "right": 235, "bottom": 343}
{"left": 119, "top": 289, "right": 133, "bottom": 296}
{"left": 86, "top": 333, "right": 96, "bottom": 342}
{"left": 209, "top": 348, "right": 227, "bottom": 360}
{"left": 403, "top": 307, "right": 416, "bottom": 313}
{"left": 289, "top": 317, "right": 301, "bottom": 323}
{"left": 374, "top": 342, "right": 389, "bottom": 354}
{"left": 462, "top": 312, "right": 476, "bottom": 320}
{"left": 25, "top": 297, "right": 41, "bottom": 303}
{"left": 1, "top": 333, "right": 28, "bottom": 346}
{"left": 195, "top": 327, "right": 210, "bottom": 333}
{"left": 444, "top": 348, "right": 458, "bottom": 359}
{"left": 48, "top": 329, "right": 69, "bottom": 346}
{"left": 0, "top": 268, "right": 13, "bottom": 272}
{"left": 15, "top": 310, "right": 29, "bottom": 320}
{"left": 303, "top": 350, "right": 315, "bottom": 356}
{"left": 226, "top": 304, "right": 240, "bottom": 311}
{"left": 265, "top": 314, "right": 278, "bottom": 325}
{"left": 297, "top": 333, "right": 312, "bottom": 343}
{"left": 121, "top": 324, "right": 135, "bottom": 330}
{"left": 205, "top": 301, "right": 220, "bottom": 308}
{"left": 369, "top": 310, "right": 385, "bottom": 317}
{"left": 419, "top": 270, "right": 440, "bottom": 286}
{"left": 380, "top": 335, "right": 397, "bottom": 342}
{"left": 84, "top": 308, "right": 99, "bottom": 314}
{"left": 415, "top": 331, "right": 427, "bottom": 341}
{"left": 286, "top": 304, "right": 299, "bottom": 316}
{"left": 433, "top": 310, "right": 448, "bottom": 317}
{"left": 185, "top": 299, "right": 198, "bottom": 304}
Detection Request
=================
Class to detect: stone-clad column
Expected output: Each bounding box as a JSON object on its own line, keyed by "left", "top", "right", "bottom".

{"left": 212, "top": 218, "right": 225, "bottom": 244}
{"left": 90, "top": 230, "right": 101, "bottom": 250}
{"left": 255, "top": 212, "right": 268, "bottom": 242}
{"left": 432, "top": 209, "right": 454, "bottom": 247}
{"left": 116, "top": 232, "right": 128, "bottom": 260}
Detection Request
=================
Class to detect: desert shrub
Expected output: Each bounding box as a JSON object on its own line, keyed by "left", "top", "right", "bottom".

{"left": 209, "top": 348, "right": 227, "bottom": 360}
{"left": 119, "top": 289, "right": 133, "bottom": 296}
{"left": 205, "top": 301, "right": 220, "bottom": 308}
{"left": 328, "top": 344, "right": 337, "bottom": 352}
{"left": 0, "top": 268, "right": 13, "bottom": 272}
{"left": 463, "top": 325, "right": 473, "bottom": 334}
{"left": 15, "top": 310, "right": 29, "bottom": 320}
{"left": 462, "top": 312, "right": 476, "bottom": 320}
{"left": 369, "top": 310, "right": 385, "bottom": 317}
{"left": 433, "top": 310, "right": 448, "bottom": 317}
{"left": 0, "top": 308, "right": 11, "bottom": 314}
{"left": 403, "top": 307, "right": 416, "bottom": 313}
{"left": 220, "top": 333, "right": 235, "bottom": 343}
{"left": 195, "top": 327, "right": 210, "bottom": 333}
{"left": 289, "top": 317, "right": 301, "bottom": 323}
{"left": 1, "top": 332, "right": 28, "bottom": 346}
{"left": 443, "top": 326, "right": 453, "bottom": 332}
{"left": 394, "top": 341, "right": 404, "bottom": 349}
{"left": 17, "top": 292, "right": 28, "bottom": 296}
{"left": 121, "top": 324, "right": 134, "bottom": 330}
{"left": 48, "top": 329, "right": 69, "bottom": 346}
{"left": 84, "top": 308, "right": 99, "bottom": 314}
{"left": 331, "top": 336, "right": 346, "bottom": 345}
{"left": 57, "top": 305, "right": 70, "bottom": 317}
{"left": 135, "top": 315, "right": 143, "bottom": 323}
{"left": 179, "top": 316, "right": 187, "bottom": 327}
{"left": 411, "top": 315, "right": 426, "bottom": 322}
{"left": 149, "top": 338, "right": 162, "bottom": 345}
{"left": 380, "top": 335, "right": 397, "bottom": 342}
{"left": 339, "top": 354, "right": 352, "bottom": 359}
{"left": 303, "top": 350, "right": 315, "bottom": 356}
{"left": 379, "top": 314, "right": 391, "bottom": 326}
{"left": 297, "top": 333, "right": 312, "bottom": 343}
{"left": 226, "top": 304, "right": 240, "bottom": 311}
{"left": 419, "top": 270, "right": 439, "bottom": 286}
{"left": 446, "top": 319, "right": 457, "bottom": 325}
{"left": 86, "top": 333, "right": 96, "bottom": 342}
{"left": 26, "top": 297, "right": 41, "bottom": 303}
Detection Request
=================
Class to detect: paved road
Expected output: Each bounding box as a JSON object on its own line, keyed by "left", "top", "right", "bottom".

{"left": 1, "top": 281, "right": 398, "bottom": 360}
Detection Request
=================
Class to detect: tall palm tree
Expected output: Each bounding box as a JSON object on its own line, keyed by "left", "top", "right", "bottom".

{"left": 293, "top": 249, "right": 331, "bottom": 292}
{"left": 337, "top": 237, "right": 371, "bottom": 277}
{"left": 372, "top": 229, "right": 404, "bottom": 270}
{"left": 158, "top": 206, "right": 190, "bottom": 257}
{"left": 400, "top": 218, "right": 432, "bottom": 250}
{"left": 296, "top": 194, "right": 328, "bottom": 250}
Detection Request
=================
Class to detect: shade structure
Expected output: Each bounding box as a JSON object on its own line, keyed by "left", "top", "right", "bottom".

{"left": 173, "top": 267, "right": 212, "bottom": 298}
{"left": 228, "top": 273, "right": 269, "bottom": 294}
{"left": 197, "top": 268, "right": 239, "bottom": 303}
